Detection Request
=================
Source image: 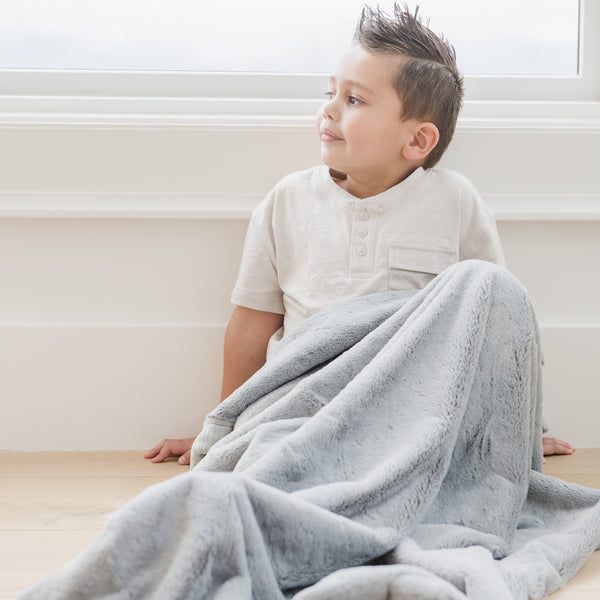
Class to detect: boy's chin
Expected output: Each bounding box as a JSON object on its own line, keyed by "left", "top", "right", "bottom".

{"left": 321, "top": 157, "right": 347, "bottom": 181}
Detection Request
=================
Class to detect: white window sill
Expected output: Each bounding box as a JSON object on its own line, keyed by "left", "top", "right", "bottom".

{"left": 0, "top": 96, "right": 598, "bottom": 222}
{"left": 0, "top": 93, "right": 599, "bottom": 130}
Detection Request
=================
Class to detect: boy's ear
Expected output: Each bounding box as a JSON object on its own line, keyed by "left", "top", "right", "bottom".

{"left": 402, "top": 122, "right": 440, "bottom": 162}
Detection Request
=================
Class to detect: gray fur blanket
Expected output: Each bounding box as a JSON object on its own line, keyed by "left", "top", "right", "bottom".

{"left": 18, "top": 261, "right": 600, "bottom": 600}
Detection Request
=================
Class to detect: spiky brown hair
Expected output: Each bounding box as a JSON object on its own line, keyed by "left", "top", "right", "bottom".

{"left": 354, "top": 3, "right": 464, "bottom": 168}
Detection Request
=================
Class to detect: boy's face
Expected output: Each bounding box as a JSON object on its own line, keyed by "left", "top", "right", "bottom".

{"left": 318, "top": 45, "right": 421, "bottom": 195}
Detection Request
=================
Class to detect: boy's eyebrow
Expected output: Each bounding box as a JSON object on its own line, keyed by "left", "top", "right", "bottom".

{"left": 328, "top": 75, "right": 375, "bottom": 95}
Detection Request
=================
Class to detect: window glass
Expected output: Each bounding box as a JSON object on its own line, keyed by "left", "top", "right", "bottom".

{"left": 0, "top": 0, "right": 579, "bottom": 76}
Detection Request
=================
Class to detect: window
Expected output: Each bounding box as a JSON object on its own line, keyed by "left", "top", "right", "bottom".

{"left": 0, "top": 0, "right": 580, "bottom": 75}
{"left": 0, "top": 0, "right": 597, "bottom": 116}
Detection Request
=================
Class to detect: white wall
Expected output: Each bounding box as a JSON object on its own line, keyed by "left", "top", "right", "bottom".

{"left": 1, "top": 110, "right": 599, "bottom": 450}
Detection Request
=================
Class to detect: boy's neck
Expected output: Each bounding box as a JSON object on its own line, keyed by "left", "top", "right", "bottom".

{"left": 330, "top": 165, "right": 421, "bottom": 199}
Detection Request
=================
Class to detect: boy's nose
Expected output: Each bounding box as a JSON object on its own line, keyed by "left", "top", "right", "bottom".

{"left": 322, "top": 99, "right": 338, "bottom": 121}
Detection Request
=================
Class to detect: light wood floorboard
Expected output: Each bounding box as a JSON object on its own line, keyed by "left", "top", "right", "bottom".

{"left": 1, "top": 451, "right": 185, "bottom": 598}
{"left": 1, "top": 449, "right": 599, "bottom": 599}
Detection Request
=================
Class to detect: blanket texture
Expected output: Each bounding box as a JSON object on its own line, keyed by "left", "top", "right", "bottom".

{"left": 18, "top": 261, "right": 600, "bottom": 600}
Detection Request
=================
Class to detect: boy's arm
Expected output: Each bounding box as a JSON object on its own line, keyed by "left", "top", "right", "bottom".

{"left": 145, "top": 305, "right": 283, "bottom": 464}
{"left": 220, "top": 305, "right": 284, "bottom": 401}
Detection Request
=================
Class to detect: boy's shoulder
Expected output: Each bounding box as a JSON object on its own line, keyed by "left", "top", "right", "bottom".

{"left": 425, "top": 167, "right": 489, "bottom": 210}
{"left": 426, "top": 168, "right": 494, "bottom": 222}
{"left": 424, "top": 167, "right": 479, "bottom": 195}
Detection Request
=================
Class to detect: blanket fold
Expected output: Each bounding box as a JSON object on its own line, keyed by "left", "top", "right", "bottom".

{"left": 18, "top": 260, "right": 600, "bottom": 600}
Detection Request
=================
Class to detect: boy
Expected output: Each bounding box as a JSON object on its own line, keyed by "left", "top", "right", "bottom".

{"left": 21, "top": 6, "right": 587, "bottom": 600}
{"left": 146, "top": 4, "right": 572, "bottom": 465}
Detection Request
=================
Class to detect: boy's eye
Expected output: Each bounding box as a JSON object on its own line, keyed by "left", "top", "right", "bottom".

{"left": 323, "top": 91, "right": 362, "bottom": 105}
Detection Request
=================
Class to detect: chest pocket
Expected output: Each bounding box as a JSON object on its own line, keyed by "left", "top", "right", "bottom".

{"left": 388, "top": 244, "right": 456, "bottom": 290}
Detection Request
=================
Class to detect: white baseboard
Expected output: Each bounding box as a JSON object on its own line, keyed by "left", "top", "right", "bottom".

{"left": 1, "top": 323, "right": 598, "bottom": 450}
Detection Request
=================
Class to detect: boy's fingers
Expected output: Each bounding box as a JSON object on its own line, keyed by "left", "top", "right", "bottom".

{"left": 145, "top": 439, "right": 194, "bottom": 463}
{"left": 553, "top": 439, "right": 575, "bottom": 453}
{"left": 143, "top": 440, "right": 166, "bottom": 459}
{"left": 151, "top": 446, "right": 173, "bottom": 463}
{"left": 558, "top": 443, "right": 575, "bottom": 453}
{"left": 555, "top": 439, "right": 574, "bottom": 449}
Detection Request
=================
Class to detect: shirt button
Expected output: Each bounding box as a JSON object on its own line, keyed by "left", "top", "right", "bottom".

{"left": 358, "top": 210, "right": 369, "bottom": 222}
{"left": 357, "top": 226, "right": 368, "bottom": 238}
{"left": 357, "top": 245, "right": 368, "bottom": 256}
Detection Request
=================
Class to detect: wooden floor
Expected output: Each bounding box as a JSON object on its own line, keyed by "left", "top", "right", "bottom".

{"left": 1, "top": 450, "right": 599, "bottom": 599}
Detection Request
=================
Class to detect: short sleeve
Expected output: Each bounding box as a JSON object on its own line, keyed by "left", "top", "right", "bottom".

{"left": 458, "top": 179, "right": 506, "bottom": 267}
{"left": 230, "top": 191, "right": 285, "bottom": 314}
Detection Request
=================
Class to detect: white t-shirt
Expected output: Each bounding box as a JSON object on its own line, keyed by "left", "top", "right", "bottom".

{"left": 231, "top": 165, "right": 505, "bottom": 347}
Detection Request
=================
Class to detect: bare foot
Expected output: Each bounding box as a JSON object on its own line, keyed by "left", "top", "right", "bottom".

{"left": 543, "top": 436, "right": 575, "bottom": 458}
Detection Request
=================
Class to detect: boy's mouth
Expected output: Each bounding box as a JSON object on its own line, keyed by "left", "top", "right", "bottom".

{"left": 320, "top": 128, "right": 343, "bottom": 142}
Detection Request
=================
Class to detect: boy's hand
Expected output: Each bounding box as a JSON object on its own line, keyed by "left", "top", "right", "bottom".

{"left": 144, "top": 438, "right": 195, "bottom": 465}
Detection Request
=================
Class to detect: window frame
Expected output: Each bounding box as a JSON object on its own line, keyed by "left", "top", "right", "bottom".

{"left": 0, "top": 0, "right": 597, "bottom": 122}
